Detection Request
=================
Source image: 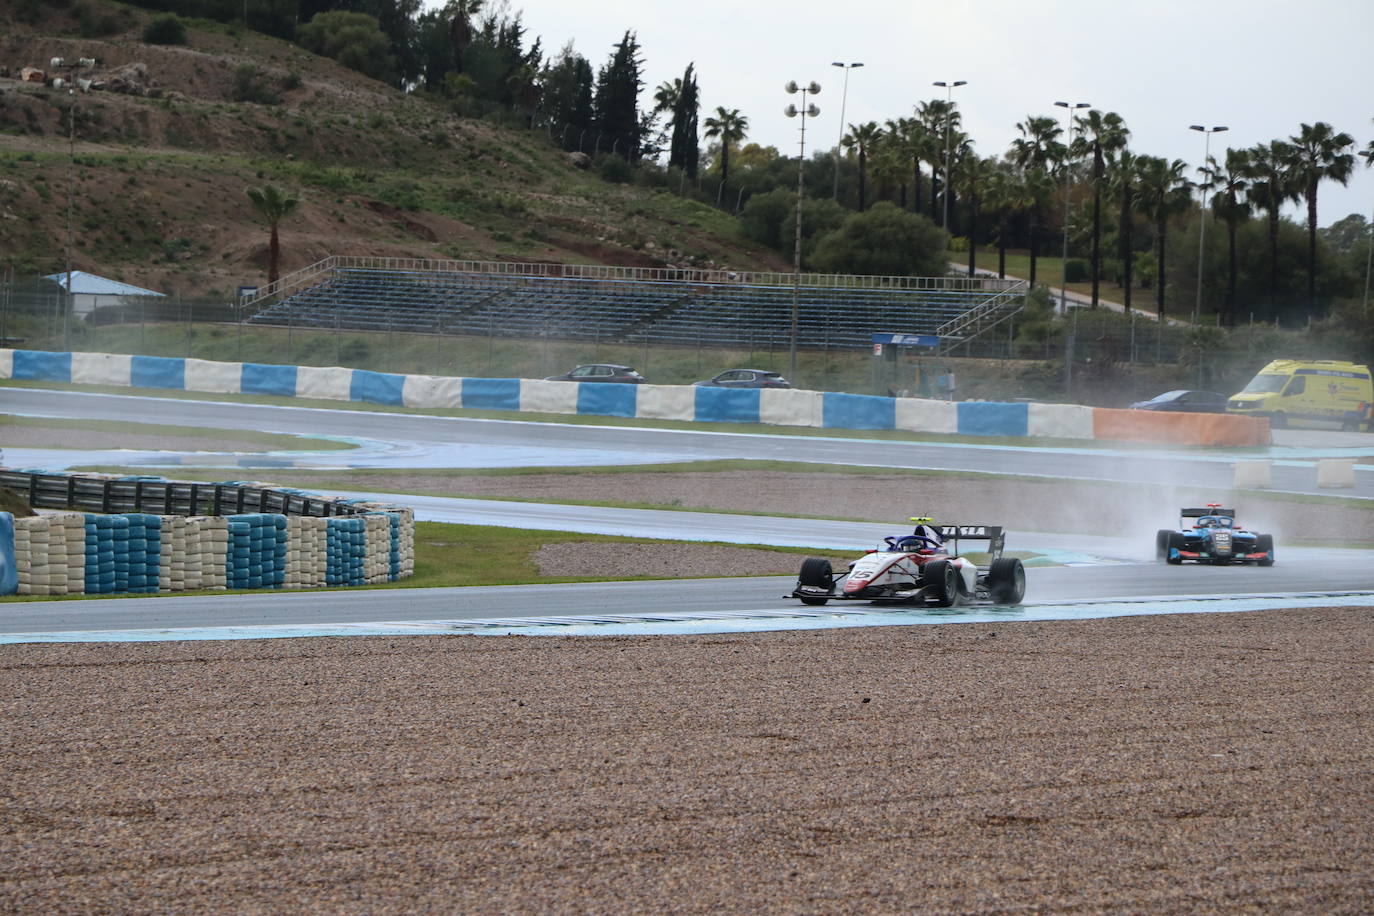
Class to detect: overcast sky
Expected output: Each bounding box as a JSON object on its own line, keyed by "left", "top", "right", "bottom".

{"left": 475, "top": 0, "right": 1373, "bottom": 228}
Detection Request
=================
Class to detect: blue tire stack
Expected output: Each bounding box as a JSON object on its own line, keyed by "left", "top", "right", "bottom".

{"left": 387, "top": 513, "right": 401, "bottom": 581}
{"left": 326, "top": 517, "right": 366, "bottom": 586}
{"left": 130, "top": 513, "right": 162, "bottom": 593}
{"left": 83, "top": 515, "right": 117, "bottom": 595}
{"left": 111, "top": 514, "right": 131, "bottom": 593}
{"left": 226, "top": 513, "right": 287, "bottom": 590}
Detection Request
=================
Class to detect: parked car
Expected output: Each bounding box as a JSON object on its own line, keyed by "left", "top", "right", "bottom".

{"left": 693, "top": 368, "right": 792, "bottom": 389}
{"left": 545, "top": 364, "right": 645, "bottom": 384}
{"left": 1128, "top": 390, "right": 1228, "bottom": 413}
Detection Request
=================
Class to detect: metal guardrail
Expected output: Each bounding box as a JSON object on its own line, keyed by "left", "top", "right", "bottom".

{"left": 0, "top": 470, "right": 363, "bottom": 518}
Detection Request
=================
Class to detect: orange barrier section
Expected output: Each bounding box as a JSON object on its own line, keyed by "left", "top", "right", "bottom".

{"left": 1091, "top": 409, "right": 1271, "bottom": 447}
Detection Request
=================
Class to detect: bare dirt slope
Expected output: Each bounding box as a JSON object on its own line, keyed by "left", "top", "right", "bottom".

{"left": 1, "top": 607, "right": 1371, "bottom": 913}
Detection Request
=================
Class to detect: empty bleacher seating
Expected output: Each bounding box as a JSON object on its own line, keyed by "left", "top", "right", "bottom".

{"left": 245, "top": 263, "right": 1022, "bottom": 351}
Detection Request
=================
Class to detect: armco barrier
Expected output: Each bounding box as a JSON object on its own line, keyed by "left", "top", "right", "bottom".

{"left": 0, "top": 470, "right": 415, "bottom": 596}
{"left": 0, "top": 348, "right": 1270, "bottom": 446}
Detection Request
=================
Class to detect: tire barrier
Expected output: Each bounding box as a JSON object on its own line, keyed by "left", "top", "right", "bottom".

{"left": 1, "top": 347, "right": 1271, "bottom": 445}
{"left": 0, "top": 469, "right": 415, "bottom": 597}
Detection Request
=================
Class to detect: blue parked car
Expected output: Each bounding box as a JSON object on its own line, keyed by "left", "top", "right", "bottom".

{"left": 1156, "top": 504, "right": 1274, "bottom": 566}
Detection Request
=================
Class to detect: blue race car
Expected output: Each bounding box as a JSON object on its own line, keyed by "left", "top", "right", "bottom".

{"left": 1156, "top": 504, "right": 1275, "bottom": 566}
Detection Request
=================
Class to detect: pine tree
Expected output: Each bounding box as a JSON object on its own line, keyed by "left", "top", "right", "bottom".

{"left": 668, "top": 63, "right": 699, "bottom": 178}
{"left": 593, "top": 31, "right": 643, "bottom": 160}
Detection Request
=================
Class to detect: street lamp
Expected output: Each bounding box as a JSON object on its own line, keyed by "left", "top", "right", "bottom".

{"left": 1054, "top": 100, "right": 1090, "bottom": 314}
{"left": 52, "top": 56, "right": 94, "bottom": 349}
{"left": 831, "top": 62, "right": 863, "bottom": 201}
{"left": 1190, "top": 124, "right": 1228, "bottom": 323}
{"left": 784, "top": 79, "right": 820, "bottom": 381}
{"left": 1358, "top": 148, "right": 1372, "bottom": 316}
{"left": 933, "top": 80, "right": 966, "bottom": 231}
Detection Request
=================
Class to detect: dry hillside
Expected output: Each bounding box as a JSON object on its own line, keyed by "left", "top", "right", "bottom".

{"left": 0, "top": 1, "right": 786, "bottom": 299}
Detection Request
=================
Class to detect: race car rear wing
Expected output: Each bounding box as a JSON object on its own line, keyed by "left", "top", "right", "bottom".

{"left": 935, "top": 525, "right": 1006, "bottom": 559}
{"left": 1181, "top": 507, "right": 1234, "bottom": 518}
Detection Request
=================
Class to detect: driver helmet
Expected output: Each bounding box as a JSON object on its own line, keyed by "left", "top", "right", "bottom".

{"left": 910, "top": 516, "right": 943, "bottom": 545}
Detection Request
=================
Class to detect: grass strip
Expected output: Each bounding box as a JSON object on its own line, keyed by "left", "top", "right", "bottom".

{"left": 0, "top": 414, "right": 355, "bottom": 452}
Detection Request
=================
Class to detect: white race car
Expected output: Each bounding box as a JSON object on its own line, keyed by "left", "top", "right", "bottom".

{"left": 790, "top": 520, "right": 1026, "bottom": 608}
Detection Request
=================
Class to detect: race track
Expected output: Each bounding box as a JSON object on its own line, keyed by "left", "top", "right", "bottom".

{"left": 3, "top": 387, "right": 1373, "bottom": 640}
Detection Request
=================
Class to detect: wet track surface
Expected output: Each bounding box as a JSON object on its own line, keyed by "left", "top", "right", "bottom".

{"left": 2, "top": 387, "right": 1373, "bottom": 640}
{"left": 6, "top": 388, "right": 1374, "bottom": 497}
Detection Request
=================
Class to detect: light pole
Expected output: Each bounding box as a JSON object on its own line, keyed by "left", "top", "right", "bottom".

{"left": 53, "top": 56, "right": 94, "bottom": 349}
{"left": 933, "top": 80, "right": 966, "bottom": 231}
{"left": 1054, "top": 101, "right": 1090, "bottom": 314}
{"left": 831, "top": 62, "right": 863, "bottom": 201}
{"left": 1359, "top": 149, "right": 1372, "bottom": 316}
{"left": 784, "top": 80, "right": 820, "bottom": 381}
{"left": 1190, "top": 125, "right": 1228, "bottom": 323}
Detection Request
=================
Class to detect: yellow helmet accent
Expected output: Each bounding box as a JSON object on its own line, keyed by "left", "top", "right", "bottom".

{"left": 910, "top": 517, "right": 934, "bottom": 524}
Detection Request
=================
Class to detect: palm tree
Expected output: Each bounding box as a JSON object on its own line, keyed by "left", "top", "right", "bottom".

{"left": 1009, "top": 114, "right": 1064, "bottom": 285}
{"left": 652, "top": 77, "right": 680, "bottom": 115}
{"left": 890, "top": 116, "right": 932, "bottom": 214}
{"left": 1243, "top": 140, "right": 1300, "bottom": 315}
{"left": 1285, "top": 121, "right": 1357, "bottom": 314}
{"left": 1107, "top": 149, "right": 1142, "bottom": 311}
{"left": 245, "top": 185, "right": 300, "bottom": 286}
{"left": 1135, "top": 156, "right": 1192, "bottom": 320}
{"left": 984, "top": 163, "right": 1032, "bottom": 280}
{"left": 1203, "top": 148, "right": 1251, "bottom": 326}
{"left": 955, "top": 154, "right": 995, "bottom": 276}
{"left": 870, "top": 138, "right": 907, "bottom": 207}
{"left": 917, "top": 99, "right": 956, "bottom": 223}
{"left": 841, "top": 121, "right": 883, "bottom": 211}
{"left": 702, "top": 107, "right": 748, "bottom": 191}
{"left": 943, "top": 129, "right": 971, "bottom": 237}
{"left": 882, "top": 119, "right": 913, "bottom": 208}
{"left": 1072, "top": 110, "right": 1129, "bottom": 307}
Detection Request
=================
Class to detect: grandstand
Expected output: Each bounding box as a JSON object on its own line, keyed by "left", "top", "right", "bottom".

{"left": 242, "top": 256, "right": 1028, "bottom": 353}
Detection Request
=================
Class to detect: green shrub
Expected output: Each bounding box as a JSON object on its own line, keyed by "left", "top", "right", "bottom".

{"left": 142, "top": 14, "right": 187, "bottom": 45}
{"left": 596, "top": 155, "right": 633, "bottom": 185}
{"left": 76, "top": 1, "right": 125, "bottom": 37}
{"left": 1064, "top": 258, "right": 1089, "bottom": 283}
{"left": 232, "top": 64, "right": 281, "bottom": 105}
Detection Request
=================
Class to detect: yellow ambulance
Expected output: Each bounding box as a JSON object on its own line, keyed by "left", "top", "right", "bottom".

{"left": 1227, "top": 360, "right": 1373, "bottom": 430}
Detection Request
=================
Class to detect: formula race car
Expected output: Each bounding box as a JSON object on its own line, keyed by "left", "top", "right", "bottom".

{"left": 1155, "top": 504, "right": 1275, "bottom": 566}
{"left": 790, "top": 518, "right": 1026, "bottom": 608}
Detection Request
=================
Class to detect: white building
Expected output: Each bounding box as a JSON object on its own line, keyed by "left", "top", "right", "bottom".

{"left": 44, "top": 270, "right": 165, "bottom": 318}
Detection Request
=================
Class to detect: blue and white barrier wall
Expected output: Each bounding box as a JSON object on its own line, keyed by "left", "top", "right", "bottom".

{"left": 0, "top": 349, "right": 1268, "bottom": 445}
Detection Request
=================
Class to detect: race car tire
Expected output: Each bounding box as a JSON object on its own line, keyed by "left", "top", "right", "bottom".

{"left": 987, "top": 557, "right": 1025, "bottom": 606}
{"left": 923, "top": 559, "right": 959, "bottom": 608}
{"left": 1255, "top": 534, "right": 1275, "bottom": 567}
{"left": 797, "top": 558, "right": 834, "bottom": 606}
{"left": 1155, "top": 529, "right": 1174, "bottom": 563}
{"left": 1165, "top": 532, "right": 1185, "bottom": 565}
